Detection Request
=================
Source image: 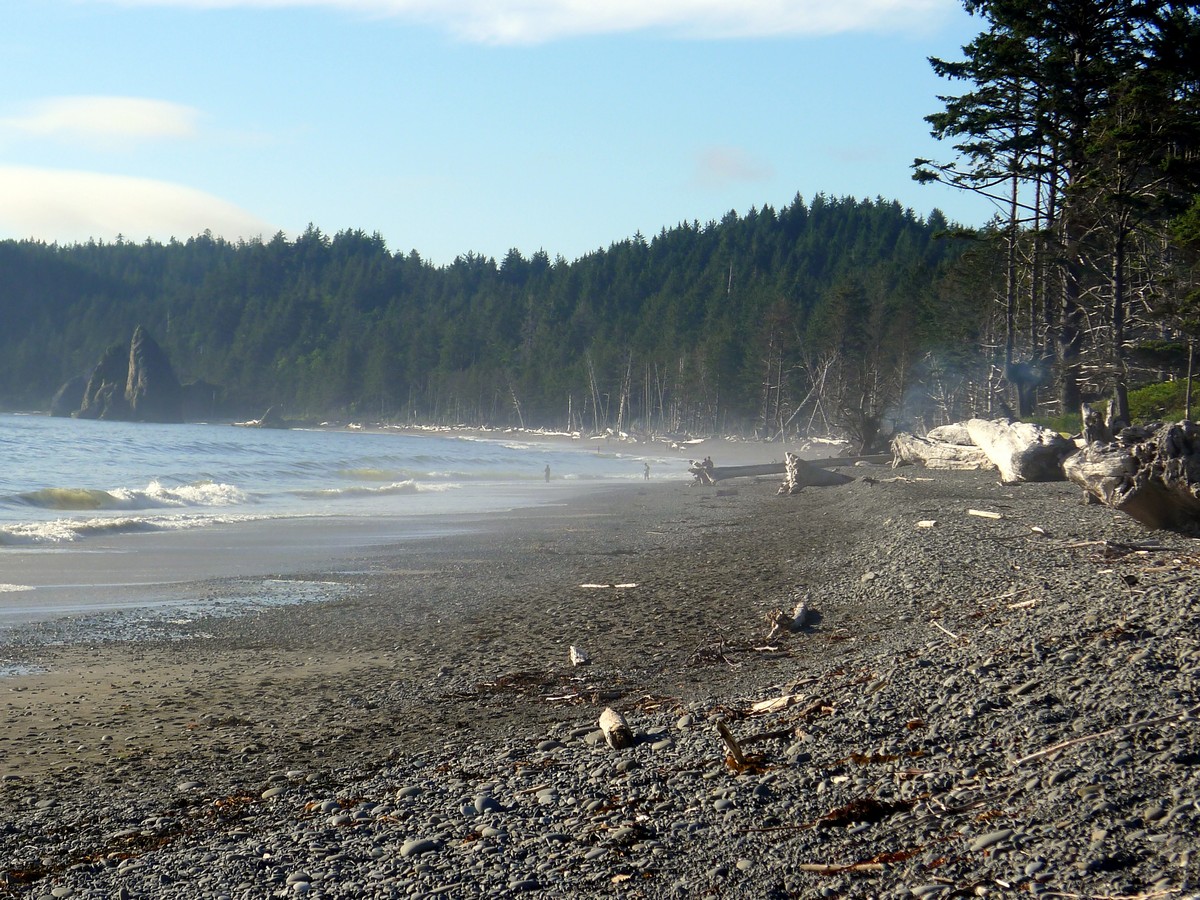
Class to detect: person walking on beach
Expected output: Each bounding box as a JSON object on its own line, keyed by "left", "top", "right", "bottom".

{"left": 644, "top": 462, "right": 650, "bottom": 480}
{"left": 544, "top": 464, "right": 551, "bottom": 483}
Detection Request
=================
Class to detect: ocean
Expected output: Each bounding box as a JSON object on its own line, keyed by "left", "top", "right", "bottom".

{"left": 0, "top": 414, "right": 686, "bottom": 632}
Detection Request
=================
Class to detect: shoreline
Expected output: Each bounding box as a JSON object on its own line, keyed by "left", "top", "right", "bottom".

{"left": 3, "top": 469, "right": 1199, "bottom": 897}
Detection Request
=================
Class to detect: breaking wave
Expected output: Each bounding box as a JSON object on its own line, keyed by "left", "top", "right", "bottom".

{"left": 16, "top": 481, "right": 250, "bottom": 511}
{"left": 291, "top": 480, "right": 458, "bottom": 500}
{"left": 0, "top": 512, "right": 263, "bottom": 546}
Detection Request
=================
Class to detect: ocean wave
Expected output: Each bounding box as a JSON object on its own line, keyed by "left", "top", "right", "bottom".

{"left": 0, "top": 512, "right": 262, "bottom": 546}
{"left": 338, "top": 468, "right": 402, "bottom": 482}
{"left": 16, "top": 480, "right": 250, "bottom": 511}
{"left": 290, "top": 480, "right": 422, "bottom": 501}
{"left": 0, "top": 583, "right": 34, "bottom": 593}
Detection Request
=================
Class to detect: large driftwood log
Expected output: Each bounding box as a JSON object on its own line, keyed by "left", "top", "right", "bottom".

{"left": 778, "top": 452, "right": 855, "bottom": 494}
{"left": 926, "top": 423, "right": 974, "bottom": 445}
{"left": 965, "top": 419, "right": 1073, "bottom": 484}
{"left": 1064, "top": 421, "right": 1200, "bottom": 531}
{"left": 890, "top": 432, "right": 992, "bottom": 471}
{"left": 598, "top": 707, "right": 634, "bottom": 749}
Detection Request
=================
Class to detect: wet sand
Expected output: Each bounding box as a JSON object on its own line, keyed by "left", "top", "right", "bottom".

{"left": 0, "top": 476, "right": 793, "bottom": 787}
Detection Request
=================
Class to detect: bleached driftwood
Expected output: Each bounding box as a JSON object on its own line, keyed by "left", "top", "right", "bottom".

{"left": 715, "top": 720, "right": 748, "bottom": 768}
{"left": 569, "top": 645, "right": 590, "bottom": 667}
{"left": 778, "top": 452, "right": 855, "bottom": 494}
{"left": 965, "top": 418, "right": 1074, "bottom": 484}
{"left": 926, "top": 423, "right": 974, "bottom": 445}
{"left": 890, "top": 432, "right": 992, "bottom": 471}
{"left": 765, "top": 594, "right": 812, "bottom": 641}
{"left": 748, "top": 693, "right": 805, "bottom": 715}
{"left": 1063, "top": 421, "right": 1200, "bottom": 531}
{"left": 599, "top": 707, "right": 634, "bottom": 749}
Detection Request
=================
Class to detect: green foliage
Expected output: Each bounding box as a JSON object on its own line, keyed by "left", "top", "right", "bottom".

{"left": 1127, "top": 379, "right": 1196, "bottom": 423}
{"left": 0, "top": 198, "right": 970, "bottom": 433}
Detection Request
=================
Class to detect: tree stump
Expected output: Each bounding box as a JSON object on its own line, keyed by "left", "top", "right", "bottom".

{"left": 1064, "top": 421, "right": 1200, "bottom": 531}
{"left": 778, "top": 452, "right": 855, "bottom": 494}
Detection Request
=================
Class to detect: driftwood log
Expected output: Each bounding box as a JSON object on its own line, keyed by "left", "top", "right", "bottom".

{"left": 598, "top": 707, "right": 634, "bottom": 749}
{"left": 891, "top": 432, "right": 992, "bottom": 471}
{"left": 965, "top": 418, "right": 1074, "bottom": 484}
{"left": 689, "top": 460, "right": 786, "bottom": 484}
{"left": 1064, "top": 421, "right": 1200, "bottom": 531}
{"left": 926, "top": 423, "right": 974, "bottom": 445}
{"left": 777, "top": 452, "right": 855, "bottom": 494}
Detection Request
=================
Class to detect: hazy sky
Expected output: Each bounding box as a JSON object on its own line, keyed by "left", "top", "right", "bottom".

{"left": 1, "top": 0, "right": 997, "bottom": 264}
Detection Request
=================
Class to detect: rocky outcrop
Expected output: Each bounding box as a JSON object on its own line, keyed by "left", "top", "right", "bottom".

{"left": 75, "top": 342, "right": 132, "bottom": 420}
{"left": 59, "top": 326, "right": 194, "bottom": 424}
{"left": 125, "top": 325, "right": 183, "bottom": 423}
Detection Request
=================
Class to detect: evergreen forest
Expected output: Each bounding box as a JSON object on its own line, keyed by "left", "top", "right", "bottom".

{"left": 0, "top": 196, "right": 966, "bottom": 443}
{"left": 2, "top": 0, "right": 1199, "bottom": 445}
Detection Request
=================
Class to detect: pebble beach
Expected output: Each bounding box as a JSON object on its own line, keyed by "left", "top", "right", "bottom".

{"left": 2, "top": 464, "right": 1199, "bottom": 898}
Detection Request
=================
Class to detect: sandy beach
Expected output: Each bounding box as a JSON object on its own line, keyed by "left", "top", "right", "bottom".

{"left": 3, "top": 463, "right": 1199, "bottom": 897}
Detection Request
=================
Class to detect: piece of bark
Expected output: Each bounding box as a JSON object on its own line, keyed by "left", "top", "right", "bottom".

{"left": 890, "top": 432, "right": 992, "bottom": 471}
{"left": 749, "top": 693, "right": 805, "bottom": 715}
{"left": 965, "top": 418, "right": 1073, "bottom": 484}
{"left": 598, "top": 707, "right": 634, "bottom": 749}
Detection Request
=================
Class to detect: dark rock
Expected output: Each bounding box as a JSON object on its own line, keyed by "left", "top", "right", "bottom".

{"left": 75, "top": 342, "right": 132, "bottom": 420}
{"left": 125, "top": 325, "right": 182, "bottom": 423}
{"left": 49, "top": 375, "right": 87, "bottom": 418}
{"left": 69, "top": 326, "right": 196, "bottom": 423}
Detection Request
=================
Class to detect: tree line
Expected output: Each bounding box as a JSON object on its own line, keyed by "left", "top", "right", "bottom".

{"left": 0, "top": 195, "right": 975, "bottom": 441}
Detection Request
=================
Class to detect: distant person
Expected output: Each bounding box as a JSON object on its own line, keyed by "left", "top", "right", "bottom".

{"left": 544, "top": 464, "right": 551, "bottom": 483}
{"left": 644, "top": 462, "right": 650, "bottom": 480}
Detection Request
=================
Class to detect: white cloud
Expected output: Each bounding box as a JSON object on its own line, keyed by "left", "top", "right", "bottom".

{"left": 0, "top": 97, "right": 201, "bottom": 148}
{"left": 0, "top": 166, "right": 276, "bottom": 244}
{"left": 693, "top": 146, "right": 774, "bottom": 188}
{"left": 83, "top": 0, "right": 958, "bottom": 43}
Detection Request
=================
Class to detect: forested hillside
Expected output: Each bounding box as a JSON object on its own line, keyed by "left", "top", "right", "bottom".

{"left": 0, "top": 194, "right": 974, "bottom": 440}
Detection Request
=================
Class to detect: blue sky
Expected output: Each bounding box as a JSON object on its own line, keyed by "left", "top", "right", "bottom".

{"left": 1, "top": 0, "right": 997, "bottom": 265}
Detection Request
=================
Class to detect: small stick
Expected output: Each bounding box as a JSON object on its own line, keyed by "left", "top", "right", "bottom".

{"left": 1008, "top": 597, "right": 1043, "bottom": 610}
{"left": 931, "top": 621, "right": 964, "bottom": 642}
{"left": 716, "top": 720, "right": 747, "bottom": 767}
{"left": 967, "top": 508, "right": 1003, "bottom": 519}
{"left": 1012, "top": 704, "right": 1200, "bottom": 766}
{"left": 741, "top": 727, "right": 796, "bottom": 746}
{"left": 798, "top": 862, "right": 886, "bottom": 874}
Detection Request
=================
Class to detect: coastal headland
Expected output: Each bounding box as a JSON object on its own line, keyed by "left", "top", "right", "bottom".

{"left": 2, "top": 464, "right": 1198, "bottom": 897}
